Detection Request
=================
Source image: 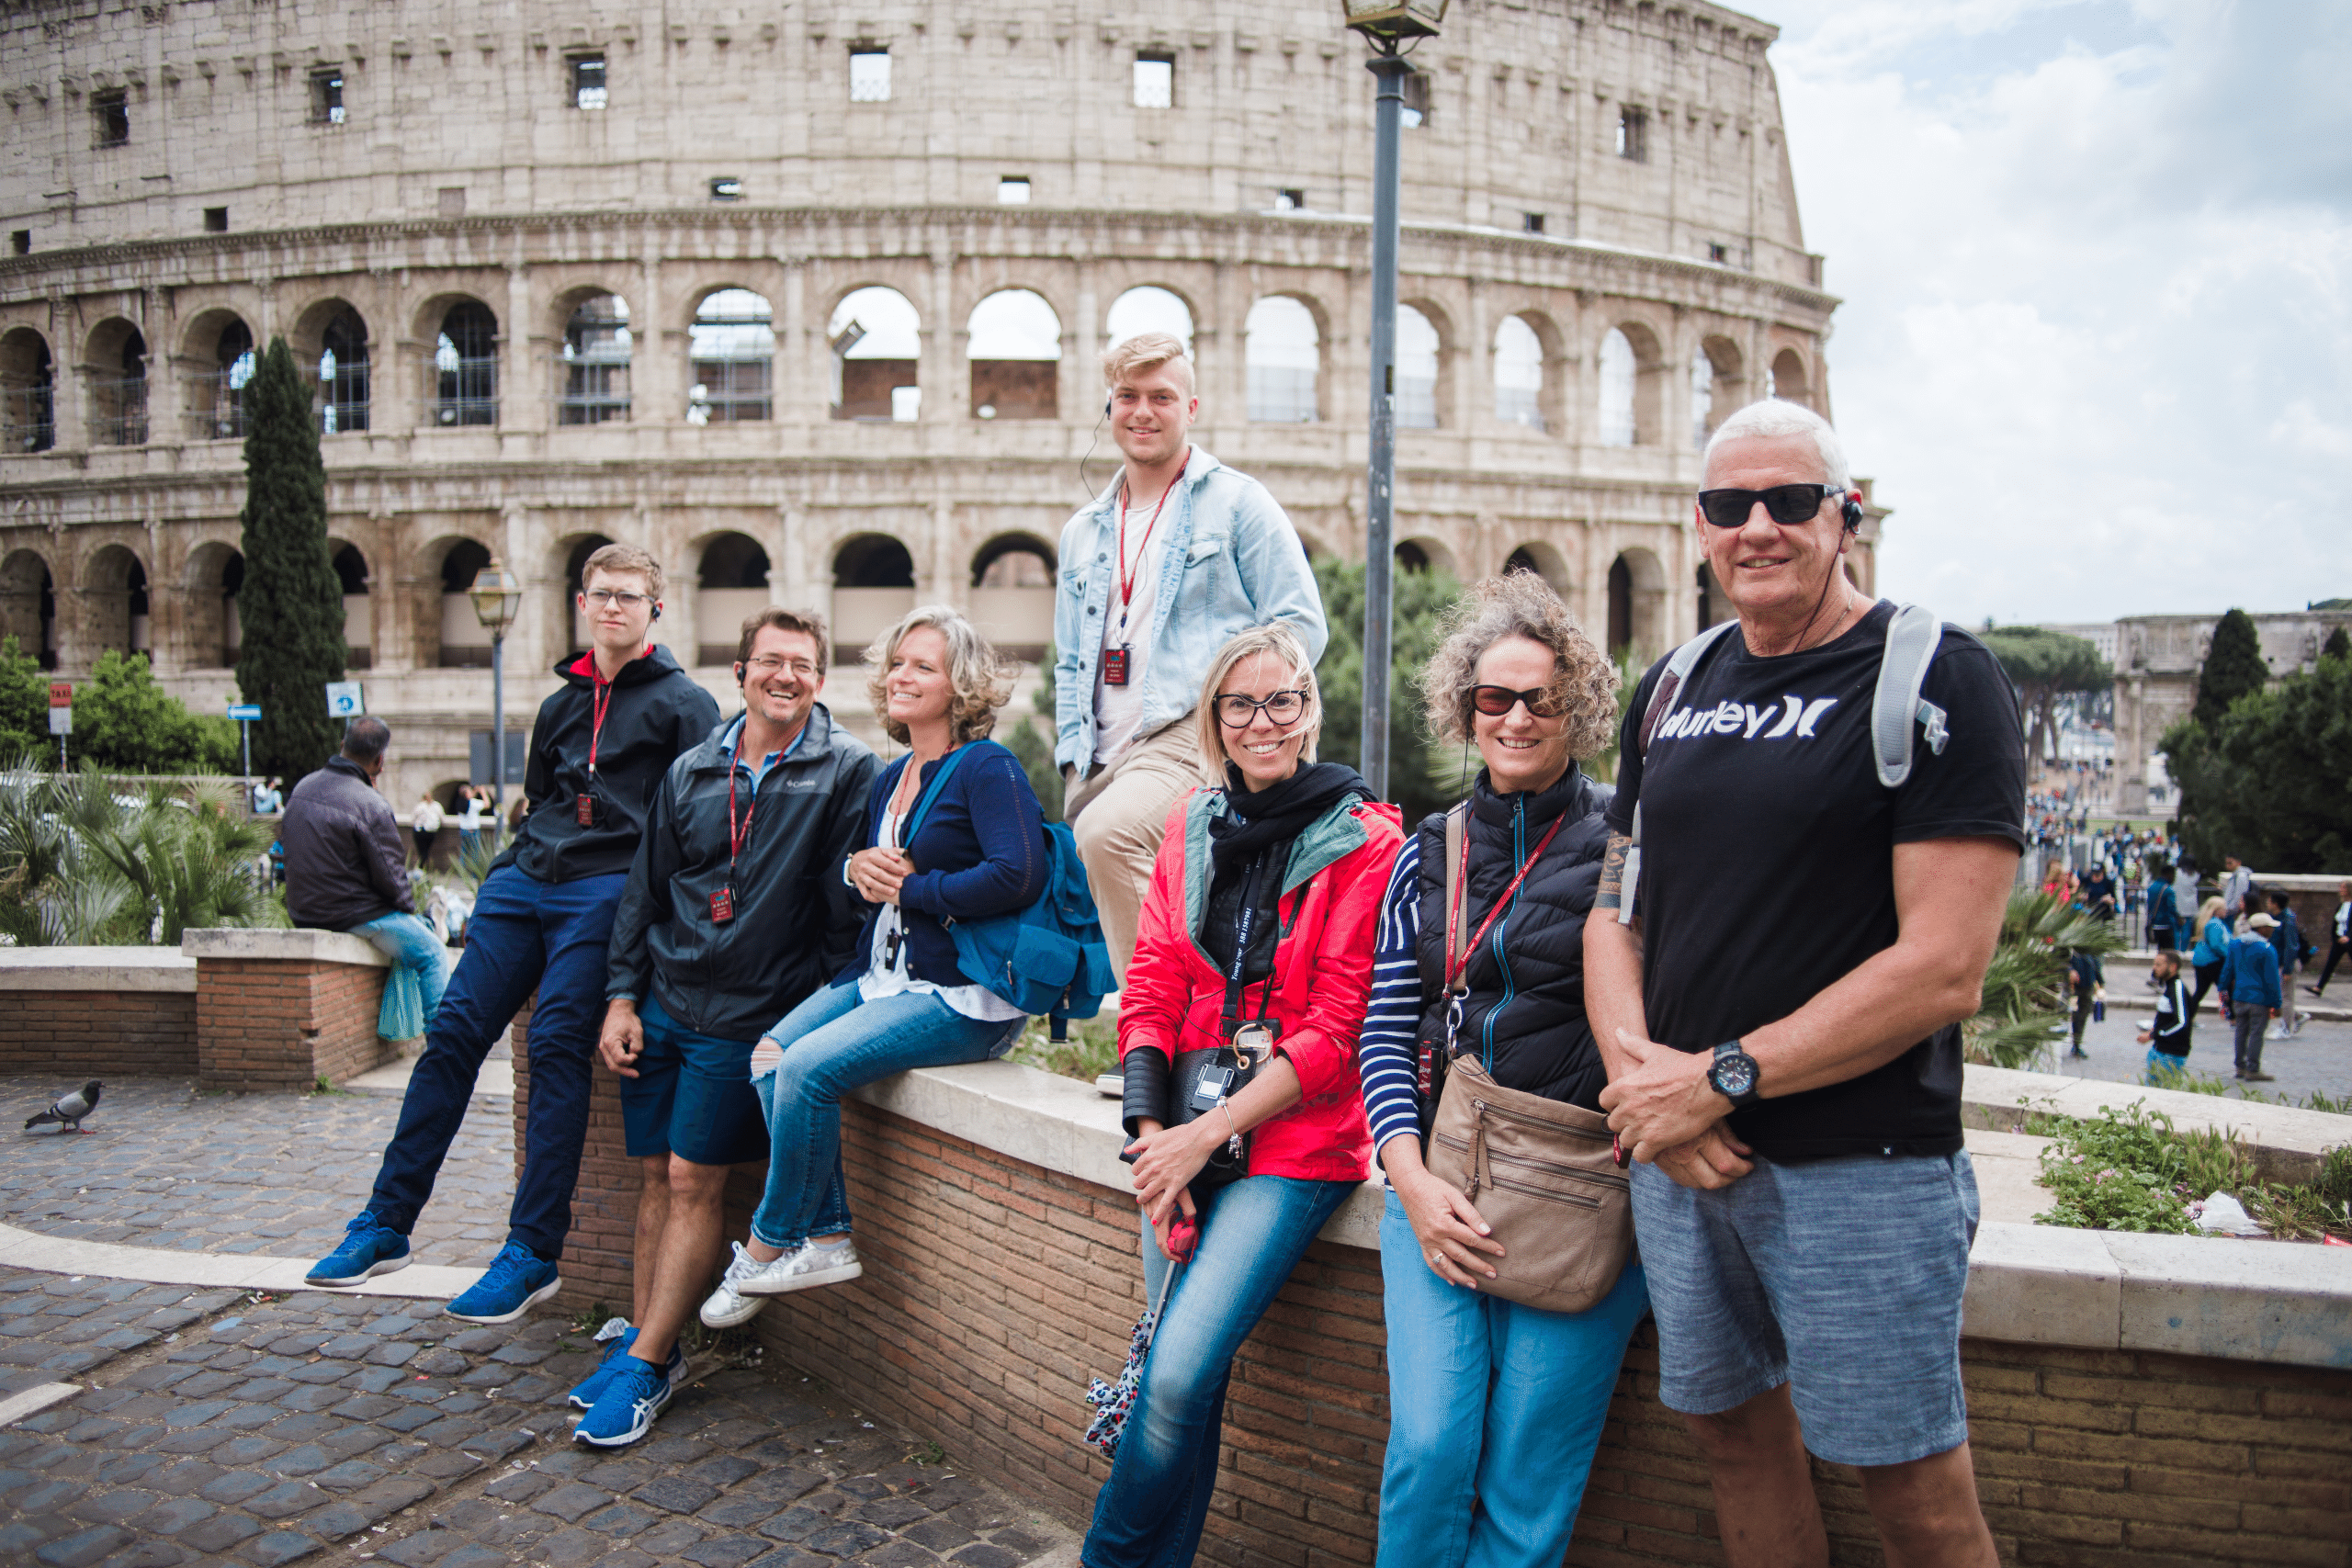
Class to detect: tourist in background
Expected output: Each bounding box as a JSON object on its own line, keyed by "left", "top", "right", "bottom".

{"left": 1055, "top": 332, "right": 1326, "bottom": 984}
{"left": 2188, "top": 896, "right": 2232, "bottom": 1018}
{"left": 2139, "top": 951, "right": 2193, "bottom": 1085}
{"left": 710, "top": 607, "right": 1043, "bottom": 1308}
{"left": 2307, "top": 880, "right": 2350, "bottom": 997}
{"left": 1355, "top": 575, "right": 1647, "bottom": 1568}
{"left": 2075, "top": 861, "right": 2116, "bottom": 923}
{"left": 410, "top": 791, "right": 445, "bottom": 868}
{"left": 2066, "top": 948, "right": 2103, "bottom": 1060}
{"left": 2221, "top": 912, "right": 2282, "bottom": 1082}
{"left": 1089, "top": 624, "right": 1401, "bottom": 1568}
{"left": 2266, "top": 890, "right": 2304, "bottom": 1040}
{"left": 2143, "top": 859, "right": 2179, "bottom": 953}
{"left": 2220, "top": 853, "right": 2254, "bottom": 920}
{"left": 457, "top": 785, "right": 486, "bottom": 861}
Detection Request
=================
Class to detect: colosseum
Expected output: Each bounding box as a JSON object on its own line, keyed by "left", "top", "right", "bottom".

{"left": 0, "top": 0, "right": 1862, "bottom": 804}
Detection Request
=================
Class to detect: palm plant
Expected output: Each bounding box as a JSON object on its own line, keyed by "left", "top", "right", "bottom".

{"left": 1966, "top": 889, "right": 2127, "bottom": 1068}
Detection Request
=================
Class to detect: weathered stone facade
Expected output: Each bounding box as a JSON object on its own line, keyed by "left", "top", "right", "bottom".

{"left": 2113, "top": 609, "right": 2352, "bottom": 815}
{"left": 0, "top": 0, "right": 1857, "bottom": 804}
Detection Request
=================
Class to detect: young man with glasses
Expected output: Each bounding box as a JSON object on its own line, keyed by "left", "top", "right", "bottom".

{"left": 1588, "top": 400, "right": 2025, "bottom": 1568}
{"left": 570, "top": 608, "right": 877, "bottom": 1446}
{"left": 1057, "top": 332, "right": 1326, "bottom": 980}
{"left": 308, "top": 544, "right": 722, "bottom": 1323}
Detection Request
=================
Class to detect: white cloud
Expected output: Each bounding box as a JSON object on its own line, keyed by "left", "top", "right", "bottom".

{"left": 1763, "top": 0, "right": 2352, "bottom": 623}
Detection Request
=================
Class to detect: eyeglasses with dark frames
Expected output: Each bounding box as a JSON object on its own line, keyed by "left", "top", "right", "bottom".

{"left": 1215, "top": 689, "right": 1309, "bottom": 728}
{"left": 1695, "top": 483, "right": 1840, "bottom": 530}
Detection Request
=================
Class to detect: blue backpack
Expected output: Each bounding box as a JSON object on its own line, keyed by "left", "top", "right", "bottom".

{"left": 902, "top": 742, "right": 1116, "bottom": 1041}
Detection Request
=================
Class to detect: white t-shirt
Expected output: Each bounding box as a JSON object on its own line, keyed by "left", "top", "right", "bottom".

{"left": 856, "top": 807, "right": 1025, "bottom": 1023}
{"left": 459, "top": 797, "right": 486, "bottom": 830}
{"left": 413, "top": 800, "right": 445, "bottom": 833}
{"left": 1092, "top": 481, "right": 1177, "bottom": 772}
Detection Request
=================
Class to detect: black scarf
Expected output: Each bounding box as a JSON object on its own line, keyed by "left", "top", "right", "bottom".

{"left": 1199, "top": 761, "right": 1368, "bottom": 983}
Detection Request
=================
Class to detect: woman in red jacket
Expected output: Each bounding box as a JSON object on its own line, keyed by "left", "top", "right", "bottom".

{"left": 1084, "top": 623, "right": 1403, "bottom": 1568}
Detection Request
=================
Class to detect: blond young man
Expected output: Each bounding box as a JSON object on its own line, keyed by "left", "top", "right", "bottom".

{"left": 1054, "top": 333, "right": 1326, "bottom": 978}
{"left": 308, "top": 545, "right": 721, "bottom": 1323}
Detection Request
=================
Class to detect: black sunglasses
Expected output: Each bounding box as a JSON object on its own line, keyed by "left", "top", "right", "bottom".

{"left": 1696, "top": 483, "right": 1839, "bottom": 530}
{"left": 1470, "top": 684, "right": 1565, "bottom": 719}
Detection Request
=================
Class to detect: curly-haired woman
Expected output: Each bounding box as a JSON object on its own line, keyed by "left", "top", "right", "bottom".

{"left": 1355, "top": 571, "right": 1650, "bottom": 1568}
{"left": 1084, "top": 622, "right": 1402, "bottom": 1568}
{"left": 698, "top": 605, "right": 1046, "bottom": 1319}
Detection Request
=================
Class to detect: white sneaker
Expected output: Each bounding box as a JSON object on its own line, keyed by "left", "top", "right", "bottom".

{"left": 698, "top": 1242, "right": 775, "bottom": 1329}
{"left": 736, "top": 1237, "right": 864, "bottom": 1297}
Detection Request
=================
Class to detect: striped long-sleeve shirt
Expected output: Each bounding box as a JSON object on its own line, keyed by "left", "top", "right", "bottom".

{"left": 1358, "top": 836, "right": 1429, "bottom": 1179}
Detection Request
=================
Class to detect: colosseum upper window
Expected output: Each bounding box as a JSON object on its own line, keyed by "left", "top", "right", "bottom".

{"left": 1400, "top": 69, "right": 1430, "bottom": 129}
{"left": 86, "top": 323, "right": 147, "bottom": 447}
{"left": 1, "top": 330, "right": 55, "bottom": 455}
{"left": 1690, "top": 348, "right": 1715, "bottom": 449}
{"left": 1396, "top": 306, "right": 1439, "bottom": 430}
{"left": 1106, "top": 288, "right": 1194, "bottom": 356}
{"left": 690, "top": 291, "right": 775, "bottom": 424}
{"left": 1134, "top": 53, "right": 1175, "bottom": 109}
{"left": 1616, "top": 107, "right": 1648, "bottom": 164}
{"left": 1598, "top": 328, "right": 1636, "bottom": 448}
{"left": 967, "top": 291, "right": 1062, "bottom": 421}
{"left": 829, "top": 288, "right": 920, "bottom": 423}
{"left": 1495, "top": 316, "right": 1544, "bottom": 432}
{"left": 998, "top": 178, "right": 1031, "bottom": 205}
{"left": 319, "top": 311, "right": 369, "bottom": 435}
{"left": 310, "top": 70, "right": 345, "bottom": 126}
{"left": 92, "top": 89, "right": 130, "bottom": 150}
{"left": 849, "top": 50, "right": 891, "bottom": 103}
{"left": 1247, "top": 298, "right": 1320, "bottom": 424}
{"left": 188, "top": 320, "right": 256, "bottom": 443}
{"left": 433, "top": 303, "right": 498, "bottom": 427}
{"left": 559, "top": 296, "right": 631, "bottom": 426}
{"left": 570, "top": 55, "right": 607, "bottom": 110}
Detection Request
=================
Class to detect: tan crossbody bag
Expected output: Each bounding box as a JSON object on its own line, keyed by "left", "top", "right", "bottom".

{"left": 1421, "top": 802, "right": 1635, "bottom": 1314}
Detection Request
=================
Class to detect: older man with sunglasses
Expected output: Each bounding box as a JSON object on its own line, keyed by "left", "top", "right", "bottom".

{"left": 1587, "top": 400, "right": 2025, "bottom": 1567}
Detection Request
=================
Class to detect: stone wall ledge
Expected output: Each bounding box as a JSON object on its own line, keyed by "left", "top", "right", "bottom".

{"left": 1964, "top": 1062, "right": 2349, "bottom": 1184}
{"left": 0, "top": 945, "right": 197, "bottom": 992}
{"left": 180, "top": 928, "right": 390, "bottom": 968}
{"left": 854, "top": 1059, "right": 2352, "bottom": 1369}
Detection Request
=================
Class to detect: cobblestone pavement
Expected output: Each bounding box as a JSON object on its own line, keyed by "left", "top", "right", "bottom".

{"left": 2, "top": 1077, "right": 514, "bottom": 1272}
{"left": 2036, "top": 1007, "right": 2352, "bottom": 1107}
{"left": 0, "top": 1265, "right": 1071, "bottom": 1568}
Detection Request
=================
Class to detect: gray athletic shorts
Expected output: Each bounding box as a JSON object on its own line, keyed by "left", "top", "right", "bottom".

{"left": 1631, "top": 1148, "right": 1980, "bottom": 1468}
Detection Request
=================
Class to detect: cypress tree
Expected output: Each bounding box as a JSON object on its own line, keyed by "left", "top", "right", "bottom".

{"left": 234, "top": 337, "right": 346, "bottom": 785}
{"left": 2324, "top": 625, "right": 2350, "bottom": 663}
{"left": 2190, "top": 608, "right": 2266, "bottom": 732}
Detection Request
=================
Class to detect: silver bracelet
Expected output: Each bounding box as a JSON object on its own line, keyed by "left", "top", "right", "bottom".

{"left": 1218, "top": 1099, "right": 1242, "bottom": 1159}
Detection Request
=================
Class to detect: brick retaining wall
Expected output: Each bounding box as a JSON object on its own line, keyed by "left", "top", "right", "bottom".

{"left": 537, "top": 1061, "right": 2352, "bottom": 1567}
{"left": 194, "top": 955, "right": 395, "bottom": 1091}
{"left": 0, "top": 988, "right": 198, "bottom": 1077}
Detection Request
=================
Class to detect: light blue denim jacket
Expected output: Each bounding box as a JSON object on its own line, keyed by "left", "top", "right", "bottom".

{"left": 1053, "top": 446, "right": 1326, "bottom": 773}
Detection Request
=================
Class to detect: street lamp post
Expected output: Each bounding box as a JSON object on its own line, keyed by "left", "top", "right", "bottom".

{"left": 1340, "top": 0, "right": 1447, "bottom": 801}
{"left": 467, "top": 560, "right": 524, "bottom": 850}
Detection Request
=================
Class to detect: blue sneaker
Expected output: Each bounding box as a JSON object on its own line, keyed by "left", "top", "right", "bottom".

{"left": 304, "top": 1212, "right": 411, "bottom": 1288}
{"left": 444, "top": 1241, "right": 562, "bottom": 1325}
{"left": 566, "top": 1318, "right": 639, "bottom": 1410}
{"left": 573, "top": 1344, "right": 684, "bottom": 1448}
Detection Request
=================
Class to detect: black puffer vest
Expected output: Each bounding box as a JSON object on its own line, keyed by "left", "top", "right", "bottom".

{"left": 1414, "top": 767, "right": 1614, "bottom": 1111}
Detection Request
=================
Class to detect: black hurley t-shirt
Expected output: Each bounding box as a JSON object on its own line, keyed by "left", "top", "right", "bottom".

{"left": 1604, "top": 601, "right": 2026, "bottom": 1160}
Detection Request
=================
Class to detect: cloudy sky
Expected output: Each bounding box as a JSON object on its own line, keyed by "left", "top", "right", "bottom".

{"left": 1760, "top": 0, "right": 2349, "bottom": 626}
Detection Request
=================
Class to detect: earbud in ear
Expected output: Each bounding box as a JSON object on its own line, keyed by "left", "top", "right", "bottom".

{"left": 1840, "top": 492, "right": 1865, "bottom": 533}
{"left": 1103, "top": 398, "right": 1113, "bottom": 420}
{"left": 651, "top": 603, "right": 662, "bottom": 620}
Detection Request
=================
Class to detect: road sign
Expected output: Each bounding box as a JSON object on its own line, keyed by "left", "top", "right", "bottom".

{"left": 227, "top": 703, "right": 262, "bottom": 721}
{"left": 324, "top": 682, "right": 365, "bottom": 717}
{"left": 48, "top": 707, "right": 71, "bottom": 736}
{"left": 47, "top": 682, "right": 70, "bottom": 708}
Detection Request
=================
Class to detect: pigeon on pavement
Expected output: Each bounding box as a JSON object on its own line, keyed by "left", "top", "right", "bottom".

{"left": 24, "top": 1080, "right": 102, "bottom": 1134}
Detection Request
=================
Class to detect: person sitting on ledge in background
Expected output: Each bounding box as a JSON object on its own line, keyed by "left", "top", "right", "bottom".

{"left": 305, "top": 544, "right": 721, "bottom": 1323}
{"left": 279, "top": 716, "right": 452, "bottom": 1044}
{"left": 570, "top": 608, "right": 878, "bottom": 1448}
{"left": 700, "top": 605, "right": 1045, "bottom": 1317}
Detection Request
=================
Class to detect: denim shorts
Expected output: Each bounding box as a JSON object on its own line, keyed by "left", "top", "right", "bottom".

{"left": 618, "top": 998, "right": 772, "bottom": 1168}
{"left": 1630, "top": 1149, "right": 1979, "bottom": 1468}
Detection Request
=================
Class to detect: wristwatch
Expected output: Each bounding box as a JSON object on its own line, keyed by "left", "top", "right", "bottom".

{"left": 1708, "top": 1039, "right": 1761, "bottom": 1108}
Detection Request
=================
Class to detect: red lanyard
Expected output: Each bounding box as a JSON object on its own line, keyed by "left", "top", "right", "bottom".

{"left": 1444, "top": 813, "right": 1568, "bottom": 996}
{"left": 585, "top": 673, "right": 615, "bottom": 780}
{"left": 1115, "top": 463, "right": 1186, "bottom": 628}
{"left": 726, "top": 740, "right": 758, "bottom": 865}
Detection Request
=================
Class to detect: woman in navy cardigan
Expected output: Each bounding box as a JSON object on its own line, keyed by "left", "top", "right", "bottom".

{"left": 699, "top": 605, "right": 1047, "bottom": 1323}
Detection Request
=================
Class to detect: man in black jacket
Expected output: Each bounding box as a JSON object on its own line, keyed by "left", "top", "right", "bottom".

{"left": 567, "top": 607, "right": 877, "bottom": 1446}
{"left": 281, "top": 716, "right": 452, "bottom": 1032}
{"left": 309, "top": 545, "right": 722, "bottom": 1325}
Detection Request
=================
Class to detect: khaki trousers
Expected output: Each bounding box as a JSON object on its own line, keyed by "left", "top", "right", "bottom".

{"left": 1064, "top": 719, "right": 1210, "bottom": 985}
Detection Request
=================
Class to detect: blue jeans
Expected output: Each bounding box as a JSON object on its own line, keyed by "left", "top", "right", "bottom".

{"left": 1376, "top": 1190, "right": 1650, "bottom": 1568}
{"left": 1083, "top": 1174, "right": 1356, "bottom": 1568}
{"left": 366, "top": 865, "right": 627, "bottom": 1260}
{"left": 750, "top": 981, "right": 1022, "bottom": 1250}
{"left": 349, "top": 910, "right": 453, "bottom": 1036}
